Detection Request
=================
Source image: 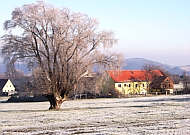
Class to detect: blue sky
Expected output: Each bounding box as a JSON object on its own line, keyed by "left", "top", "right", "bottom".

{"left": 0, "top": 0, "right": 190, "bottom": 66}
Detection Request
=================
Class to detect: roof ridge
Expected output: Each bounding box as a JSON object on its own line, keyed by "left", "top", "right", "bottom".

{"left": 107, "top": 70, "right": 163, "bottom": 82}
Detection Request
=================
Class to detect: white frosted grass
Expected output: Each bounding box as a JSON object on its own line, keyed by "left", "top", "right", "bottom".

{"left": 1, "top": 95, "right": 190, "bottom": 134}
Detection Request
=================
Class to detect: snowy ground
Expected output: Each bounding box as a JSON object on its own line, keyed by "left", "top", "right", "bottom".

{"left": 1, "top": 95, "right": 190, "bottom": 135}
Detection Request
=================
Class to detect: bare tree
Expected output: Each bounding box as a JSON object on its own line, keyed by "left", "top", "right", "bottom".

{"left": 142, "top": 64, "right": 173, "bottom": 94}
{"left": 1, "top": 2, "right": 120, "bottom": 110}
{"left": 142, "top": 64, "right": 169, "bottom": 76}
{"left": 142, "top": 64, "right": 165, "bottom": 93}
{"left": 142, "top": 65, "right": 156, "bottom": 93}
{"left": 181, "top": 72, "right": 190, "bottom": 93}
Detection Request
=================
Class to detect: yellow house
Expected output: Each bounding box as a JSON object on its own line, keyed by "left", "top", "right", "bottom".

{"left": 115, "top": 81, "right": 149, "bottom": 95}
{"left": 107, "top": 70, "right": 163, "bottom": 95}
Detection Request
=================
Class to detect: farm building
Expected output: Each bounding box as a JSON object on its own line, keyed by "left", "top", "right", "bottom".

{"left": 107, "top": 70, "right": 174, "bottom": 95}
{"left": 150, "top": 76, "right": 174, "bottom": 94}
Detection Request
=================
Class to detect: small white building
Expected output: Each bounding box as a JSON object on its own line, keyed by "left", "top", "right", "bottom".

{"left": 173, "top": 82, "right": 184, "bottom": 92}
{"left": 174, "top": 81, "right": 190, "bottom": 93}
{"left": 0, "top": 79, "right": 16, "bottom": 96}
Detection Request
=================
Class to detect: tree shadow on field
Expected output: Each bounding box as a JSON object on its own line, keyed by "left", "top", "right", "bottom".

{"left": 61, "top": 105, "right": 152, "bottom": 112}
{"left": 0, "top": 110, "right": 49, "bottom": 113}
{"left": 0, "top": 105, "right": 152, "bottom": 113}
{"left": 134, "top": 96, "right": 190, "bottom": 103}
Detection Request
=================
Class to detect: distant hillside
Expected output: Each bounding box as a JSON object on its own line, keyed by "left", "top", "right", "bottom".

{"left": 0, "top": 58, "right": 189, "bottom": 76}
{"left": 0, "top": 62, "right": 30, "bottom": 74}
{"left": 0, "top": 63, "right": 6, "bottom": 73}
{"left": 179, "top": 65, "right": 190, "bottom": 72}
{"left": 123, "top": 58, "right": 190, "bottom": 75}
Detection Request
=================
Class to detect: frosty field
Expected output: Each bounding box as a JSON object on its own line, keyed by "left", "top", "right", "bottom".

{"left": 1, "top": 95, "right": 190, "bottom": 135}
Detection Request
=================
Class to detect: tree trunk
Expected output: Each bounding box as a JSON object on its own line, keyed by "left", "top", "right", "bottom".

{"left": 46, "top": 94, "right": 66, "bottom": 110}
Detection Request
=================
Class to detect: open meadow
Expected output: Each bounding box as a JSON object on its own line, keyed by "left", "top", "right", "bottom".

{"left": 1, "top": 95, "right": 190, "bottom": 135}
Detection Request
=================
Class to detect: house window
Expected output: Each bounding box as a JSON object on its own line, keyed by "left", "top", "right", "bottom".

{"left": 142, "top": 84, "right": 145, "bottom": 87}
{"left": 135, "top": 84, "right": 138, "bottom": 88}
{"left": 118, "top": 84, "right": 121, "bottom": 87}
{"left": 124, "top": 84, "right": 127, "bottom": 87}
{"left": 129, "top": 84, "right": 131, "bottom": 87}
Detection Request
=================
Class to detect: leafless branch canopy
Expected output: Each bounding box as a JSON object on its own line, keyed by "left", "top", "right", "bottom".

{"left": 1, "top": 2, "right": 120, "bottom": 98}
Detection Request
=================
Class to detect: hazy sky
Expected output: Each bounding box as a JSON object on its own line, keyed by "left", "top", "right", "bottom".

{"left": 0, "top": 0, "right": 190, "bottom": 66}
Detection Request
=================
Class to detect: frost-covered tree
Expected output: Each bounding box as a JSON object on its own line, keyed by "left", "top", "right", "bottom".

{"left": 1, "top": 2, "right": 120, "bottom": 110}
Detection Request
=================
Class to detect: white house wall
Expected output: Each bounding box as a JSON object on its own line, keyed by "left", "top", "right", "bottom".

{"left": 2, "top": 80, "right": 15, "bottom": 93}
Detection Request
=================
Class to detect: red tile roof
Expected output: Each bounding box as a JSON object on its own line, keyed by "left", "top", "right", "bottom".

{"left": 107, "top": 70, "right": 164, "bottom": 82}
